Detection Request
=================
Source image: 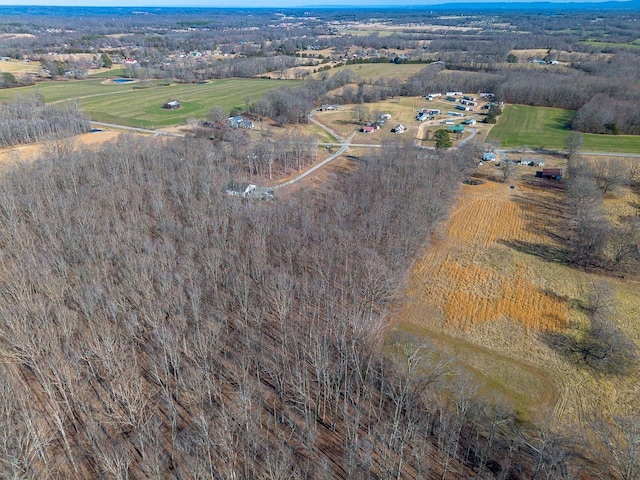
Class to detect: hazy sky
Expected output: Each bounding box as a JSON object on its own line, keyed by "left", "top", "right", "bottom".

{"left": 0, "top": 0, "right": 629, "bottom": 6}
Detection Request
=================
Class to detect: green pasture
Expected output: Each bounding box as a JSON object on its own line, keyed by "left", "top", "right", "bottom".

{"left": 0, "top": 78, "right": 150, "bottom": 103}
{"left": 488, "top": 105, "right": 640, "bottom": 154}
{"left": 0, "top": 78, "right": 298, "bottom": 128}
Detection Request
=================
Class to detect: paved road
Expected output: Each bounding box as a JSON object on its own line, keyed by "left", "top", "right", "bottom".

{"left": 459, "top": 127, "right": 477, "bottom": 146}
{"left": 272, "top": 110, "right": 359, "bottom": 189}
{"left": 274, "top": 143, "right": 350, "bottom": 189}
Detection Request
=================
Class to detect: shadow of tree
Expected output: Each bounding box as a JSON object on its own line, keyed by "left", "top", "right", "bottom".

{"left": 498, "top": 239, "right": 571, "bottom": 265}
{"left": 540, "top": 323, "right": 639, "bottom": 376}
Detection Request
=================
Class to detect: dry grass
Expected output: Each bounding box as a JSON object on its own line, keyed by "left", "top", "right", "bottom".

{"left": 0, "top": 58, "right": 40, "bottom": 76}
{"left": 410, "top": 181, "right": 569, "bottom": 331}
{"left": 0, "top": 130, "right": 121, "bottom": 165}
{"left": 393, "top": 164, "right": 640, "bottom": 422}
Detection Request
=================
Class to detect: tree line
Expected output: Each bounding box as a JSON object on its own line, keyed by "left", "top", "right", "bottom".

{"left": 0, "top": 97, "right": 90, "bottom": 147}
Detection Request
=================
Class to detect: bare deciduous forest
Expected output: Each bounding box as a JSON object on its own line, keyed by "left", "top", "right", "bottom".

{"left": 0, "top": 135, "right": 594, "bottom": 478}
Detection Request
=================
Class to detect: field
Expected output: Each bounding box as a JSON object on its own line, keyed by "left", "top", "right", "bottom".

{"left": 489, "top": 104, "right": 640, "bottom": 153}
{"left": 581, "top": 40, "right": 640, "bottom": 51}
{"left": 317, "top": 63, "right": 427, "bottom": 81}
{"left": 0, "top": 58, "right": 40, "bottom": 76}
{"left": 0, "top": 78, "right": 298, "bottom": 127}
{"left": 393, "top": 164, "right": 640, "bottom": 422}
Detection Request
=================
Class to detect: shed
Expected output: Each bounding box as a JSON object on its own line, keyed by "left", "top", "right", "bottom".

{"left": 163, "top": 100, "right": 181, "bottom": 110}
{"left": 536, "top": 168, "right": 563, "bottom": 180}
{"left": 361, "top": 126, "right": 374, "bottom": 133}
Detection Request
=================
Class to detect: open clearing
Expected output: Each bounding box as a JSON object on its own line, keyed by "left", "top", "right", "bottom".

{"left": 0, "top": 130, "right": 121, "bottom": 165}
{"left": 489, "top": 104, "right": 640, "bottom": 153}
{"left": 316, "top": 63, "right": 426, "bottom": 81}
{"left": 0, "top": 58, "right": 40, "bottom": 76}
{"left": 393, "top": 164, "right": 640, "bottom": 422}
{"left": 0, "top": 78, "right": 298, "bottom": 128}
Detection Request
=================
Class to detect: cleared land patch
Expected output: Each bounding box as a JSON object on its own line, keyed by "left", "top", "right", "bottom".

{"left": 411, "top": 181, "right": 569, "bottom": 331}
{"left": 394, "top": 161, "right": 640, "bottom": 422}
{"left": 318, "top": 63, "right": 427, "bottom": 82}
{"left": 394, "top": 175, "right": 572, "bottom": 417}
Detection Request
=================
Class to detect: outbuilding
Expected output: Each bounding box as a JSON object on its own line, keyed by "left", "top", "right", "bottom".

{"left": 536, "top": 168, "right": 563, "bottom": 180}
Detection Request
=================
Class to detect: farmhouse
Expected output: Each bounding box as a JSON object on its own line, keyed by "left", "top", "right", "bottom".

{"left": 455, "top": 104, "right": 470, "bottom": 111}
{"left": 446, "top": 124, "right": 465, "bottom": 133}
{"left": 448, "top": 111, "right": 464, "bottom": 117}
{"left": 163, "top": 100, "right": 181, "bottom": 110}
{"left": 482, "top": 152, "right": 497, "bottom": 161}
{"left": 464, "top": 118, "right": 476, "bottom": 125}
{"left": 227, "top": 115, "right": 254, "bottom": 129}
{"left": 224, "top": 182, "right": 275, "bottom": 200}
{"left": 416, "top": 113, "right": 428, "bottom": 122}
{"left": 446, "top": 91, "right": 463, "bottom": 96}
{"left": 536, "top": 168, "right": 563, "bottom": 180}
{"left": 224, "top": 181, "right": 256, "bottom": 198}
{"left": 427, "top": 93, "right": 442, "bottom": 99}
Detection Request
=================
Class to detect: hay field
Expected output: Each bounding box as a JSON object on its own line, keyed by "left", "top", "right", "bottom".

{"left": 394, "top": 166, "right": 640, "bottom": 422}
{"left": 316, "top": 63, "right": 427, "bottom": 82}
{"left": 0, "top": 59, "right": 40, "bottom": 76}
{"left": 409, "top": 180, "right": 570, "bottom": 331}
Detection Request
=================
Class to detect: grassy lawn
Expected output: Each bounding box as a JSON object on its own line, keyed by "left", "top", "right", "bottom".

{"left": 489, "top": 104, "right": 640, "bottom": 153}
{"left": 0, "top": 78, "right": 298, "bottom": 128}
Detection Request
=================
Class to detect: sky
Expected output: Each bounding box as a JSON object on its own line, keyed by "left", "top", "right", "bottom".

{"left": 0, "top": 0, "right": 633, "bottom": 5}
